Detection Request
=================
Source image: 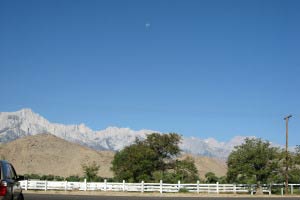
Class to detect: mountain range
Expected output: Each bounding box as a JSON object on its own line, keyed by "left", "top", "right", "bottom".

{"left": 0, "top": 108, "right": 250, "bottom": 159}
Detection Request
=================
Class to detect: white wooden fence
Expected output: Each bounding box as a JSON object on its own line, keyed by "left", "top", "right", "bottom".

{"left": 19, "top": 179, "right": 300, "bottom": 195}
{"left": 19, "top": 179, "right": 264, "bottom": 194}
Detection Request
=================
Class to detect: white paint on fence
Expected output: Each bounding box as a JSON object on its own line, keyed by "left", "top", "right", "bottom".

{"left": 160, "top": 180, "right": 163, "bottom": 194}
{"left": 44, "top": 180, "right": 47, "bottom": 191}
{"left": 104, "top": 179, "right": 107, "bottom": 191}
{"left": 122, "top": 180, "right": 125, "bottom": 192}
{"left": 141, "top": 181, "right": 144, "bottom": 193}
{"left": 19, "top": 180, "right": 300, "bottom": 194}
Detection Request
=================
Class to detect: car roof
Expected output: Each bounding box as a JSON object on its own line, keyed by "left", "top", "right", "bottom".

{"left": 0, "top": 160, "right": 10, "bottom": 165}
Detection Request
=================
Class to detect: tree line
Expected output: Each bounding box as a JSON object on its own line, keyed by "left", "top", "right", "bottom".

{"left": 111, "top": 133, "right": 300, "bottom": 185}
{"left": 23, "top": 133, "right": 300, "bottom": 185}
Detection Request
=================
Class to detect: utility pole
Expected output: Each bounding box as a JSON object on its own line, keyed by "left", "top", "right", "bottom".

{"left": 284, "top": 115, "right": 292, "bottom": 195}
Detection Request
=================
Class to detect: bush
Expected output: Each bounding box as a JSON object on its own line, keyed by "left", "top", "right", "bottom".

{"left": 24, "top": 174, "right": 41, "bottom": 180}
{"left": 178, "top": 188, "right": 189, "bottom": 193}
{"left": 66, "top": 175, "right": 84, "bottom": 182}
{"left": 41, "top": 174, "right": 54, "bottom": 181}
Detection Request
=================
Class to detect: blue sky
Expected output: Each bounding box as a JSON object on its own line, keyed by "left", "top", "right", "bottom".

{"left": 0, "top": 0, "right": 299, "bottom": 145}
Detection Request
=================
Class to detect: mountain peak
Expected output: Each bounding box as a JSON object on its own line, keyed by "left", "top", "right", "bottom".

{"left": 14, "top": 108, "right": 34, "bottom": 115}
{"left": 16, "top": 108, "right": 40, "bottom": 118}
{"left": 0, "top": 108, "right": 254, "bottom": 159}
{"left": 19, "top": 108, "right": 34, "bottom": 112}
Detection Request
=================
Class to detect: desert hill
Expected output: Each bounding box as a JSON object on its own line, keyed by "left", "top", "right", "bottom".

{"left": 0, "top": 134, "right": 227, "bottom": 180}
{"left": 0, "top": 134, "right": 114, "bottom": 178}
{"left": 181, "top": 154, "right": 227, "bottom": 179}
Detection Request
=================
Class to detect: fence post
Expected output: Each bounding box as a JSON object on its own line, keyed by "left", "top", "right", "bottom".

{"left": 160, "top": 180, "right": 163, "bottom": 194}
{"left": 84, "top": 179, "right": 87, "bottom": 191}
{"left": 197, "top": 180, "right": 199, "bottom": 194}
{"left": 141, "top": 181, "right": 144, "bottom": 193}
{"left": 234, "top": 184, "right": 236, "bottom": 194}
{"left": 216, "top": 182, "right": 219, "bottom": 194}
{"left": 291, "top": 184, "right": 294, "bottom": 195}
{"left": 25, "top": 180, "right": 28, "bottom": 191}
{"left": 104, "top": 179, "right": 107, "bottom": 191}
{"left": 178, "top": 180, "right": 181, "bottom": 192}
{"left": 44, "top": 180, "right": 47, "bottom": 191}
{"left": 208, "top": 184, "right": 210, "bottom": 194}
{"left": 65, "top": 181, "right": 67, "bottom": 191}
{"left": 122, "top": 180, "right": 125, "bottom": 192}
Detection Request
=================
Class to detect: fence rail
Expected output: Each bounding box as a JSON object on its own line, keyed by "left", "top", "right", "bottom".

{"left": 19, "top": 180, "right": 300, "bottom": 195}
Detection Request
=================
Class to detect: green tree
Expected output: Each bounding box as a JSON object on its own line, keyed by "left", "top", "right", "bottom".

{"left": 227, "top": 138, "right": 280, "bottom": 184}
{"left": 218, "top": 176, "right": 228, "bottom": 184}
{"left": 205, "top": 172, "right": 218, "bottom": 183}
{"left": 144, "top": 133, "right": 181, "bottom": 172}
{"left": 112, "top": 142, "right": 157, "bottom": 182}
{"left": 111, "top": 133, "right": 198, "bottom": 183}
{"left": 175, "top": 157, "right": 199, "bottom": 183}
{"left": 289, "top": 168, "right": 300, "bottom": 183}
{"left": 295, "top": 145, "right": 300, "bottom": 164}
{"left": 82, "top": 161, "right": 100, "bottom": 182}
{"left": 284, "top": 146, "right": 300, "bottom": 184}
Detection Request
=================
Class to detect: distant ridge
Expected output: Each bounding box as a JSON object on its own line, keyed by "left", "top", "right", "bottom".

{"left": 0, "top": 108, "right": 251, "bottom": 159}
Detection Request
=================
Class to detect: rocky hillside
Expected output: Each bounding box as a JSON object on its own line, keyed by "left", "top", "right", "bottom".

{"left": 0, "top": 134, "right": 227, "bottom": 179}
{"left": 0, "top": 134, "right": 114, "bottom": 178}
{"left": 0, "top": 108, "right": 250, "bottom": 159}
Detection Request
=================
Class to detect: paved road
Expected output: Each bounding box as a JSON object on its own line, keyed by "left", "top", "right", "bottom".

{"left": 23, "top": 193, "right": 300, "bottom": 200}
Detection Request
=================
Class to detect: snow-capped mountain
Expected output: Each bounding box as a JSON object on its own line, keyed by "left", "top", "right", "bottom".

{"left": 0, "top": 109, "right": 154, "bottom": 151}
{"left": 0, "top": 108, "right": 249, "bottom": 159}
